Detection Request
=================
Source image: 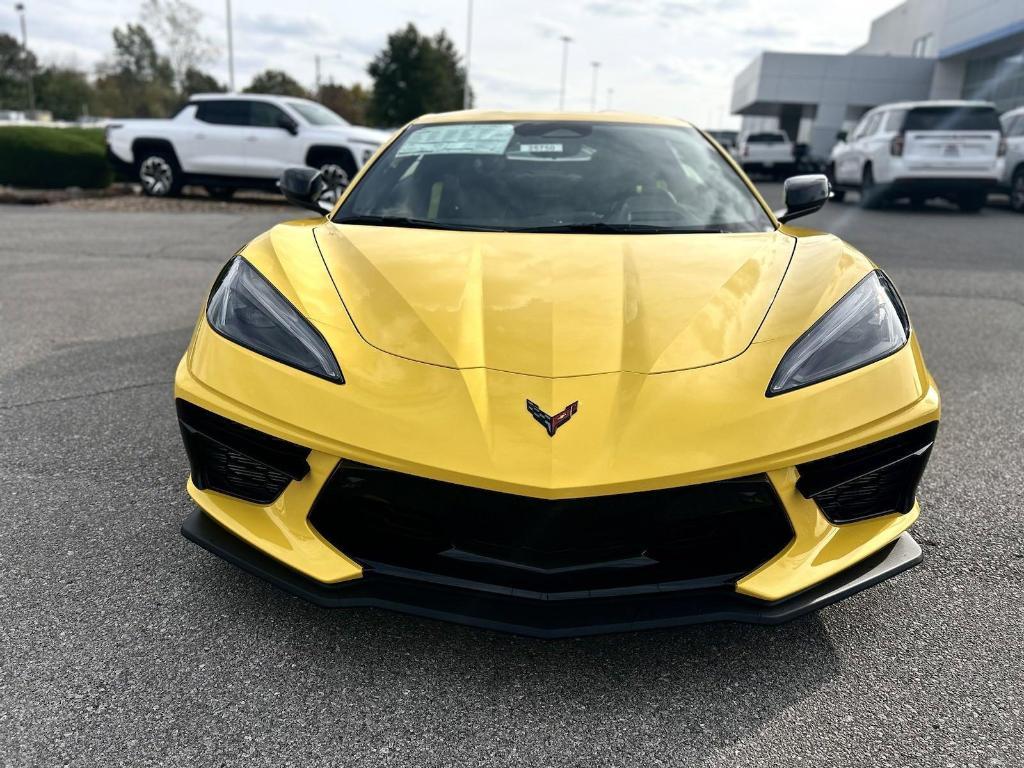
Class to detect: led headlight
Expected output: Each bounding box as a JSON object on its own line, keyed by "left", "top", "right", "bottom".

{"left": 206, "top": 257, "right": 343, "bottom": 383}
{"left": 768, "top": 271, "right": 908, "bottom": 396}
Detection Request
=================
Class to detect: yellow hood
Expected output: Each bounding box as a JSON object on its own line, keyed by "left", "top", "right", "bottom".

{"left": 315, "top": 224, "right": 794, "bottom": 378}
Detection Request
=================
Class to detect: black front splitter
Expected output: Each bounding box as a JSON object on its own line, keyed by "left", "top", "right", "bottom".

{"left": 181, "top": 509, "right": 922, "bottom": 639}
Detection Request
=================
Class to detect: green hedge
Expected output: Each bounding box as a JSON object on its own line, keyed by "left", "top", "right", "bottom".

{"left": 0, "top": 126, "right": 112, "bottom": 189}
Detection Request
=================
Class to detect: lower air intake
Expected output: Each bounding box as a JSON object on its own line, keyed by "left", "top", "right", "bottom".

{"left": 796, "top": 422, "right": 938, "bottom": 524}
{"left": 176, "top": 399, "right": 310, "bottom": 505}
{"left": 308, "top": 462, "right": 794, "bottom": 596}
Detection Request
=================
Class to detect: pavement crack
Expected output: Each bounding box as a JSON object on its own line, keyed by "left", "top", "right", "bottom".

{"left": 0, "top": 380, "right": 166, "bottom": 411}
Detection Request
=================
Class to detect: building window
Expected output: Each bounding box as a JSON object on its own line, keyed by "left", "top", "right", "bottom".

{"left": 963, "top": 50, "right": 1024, "bottom": 113}
{"left": 911, "top": 33, "right": 934, "bottom": 58}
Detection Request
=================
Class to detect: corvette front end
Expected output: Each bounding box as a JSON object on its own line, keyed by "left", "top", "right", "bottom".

{"left": 176, "top": 112, "right": 939, "bottom": 637}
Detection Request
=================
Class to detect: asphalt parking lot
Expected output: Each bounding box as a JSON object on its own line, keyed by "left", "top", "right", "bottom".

{"left": 1, "top": 187, "right": 1022, "bottom": 767}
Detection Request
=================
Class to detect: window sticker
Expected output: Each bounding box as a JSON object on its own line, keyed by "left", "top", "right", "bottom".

{"left": 397, "top": 124, "right": 514, "bottom": 156}
{"left": 517, "top": 143, "right": 563, "bottom": 153}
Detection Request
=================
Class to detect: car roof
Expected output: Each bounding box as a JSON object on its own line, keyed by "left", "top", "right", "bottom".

{"left": 189, "top": 92, "right": 305, "bottom": 102}
{"left": 410, "top": 110, "right": 691, "bottom": 128}
{"left": 870, "top": 99, "right": 997, "bottom": 111}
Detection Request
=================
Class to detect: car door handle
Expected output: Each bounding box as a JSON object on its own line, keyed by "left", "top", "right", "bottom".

{"left": 194, "top": 132, "right": 206, "bottom": 140}
{"left": 245, "top": 135, "right": 258, "bottom": 142}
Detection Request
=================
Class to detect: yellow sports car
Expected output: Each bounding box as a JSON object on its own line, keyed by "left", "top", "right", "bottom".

{"left": 177, "top": 111, "right": 940, "bottom": 637}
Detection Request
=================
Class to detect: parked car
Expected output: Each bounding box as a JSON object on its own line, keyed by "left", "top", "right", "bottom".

{"left": 829, "top": 100, "right": 1005, "bottom": 211}
{"left": 737, "top": 130, "right": 795, "bottom": 178}
{"left": 998, "top": 106, "right": 1024, "bottom": 213}
{"left": 105, "top": 93, "right": 390, "bottom": 201}
{"left": 706, "top": 129, "right": 739, "bottom": 158}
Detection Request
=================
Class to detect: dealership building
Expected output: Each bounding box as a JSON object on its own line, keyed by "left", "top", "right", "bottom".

{"left": 731, "top": 0, "right": 1024, "bottom": 157}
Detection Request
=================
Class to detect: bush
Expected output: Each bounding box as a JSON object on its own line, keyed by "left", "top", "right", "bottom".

{"left": 0, "top": 126, "right": 112, "bottom": 189}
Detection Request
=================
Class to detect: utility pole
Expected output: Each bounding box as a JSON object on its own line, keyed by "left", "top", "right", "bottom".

{"left": 14, "top": 3, "right": 34, "bottom": 113}
{"left": 589, "top": 61, "right": 601, "bottom": 111}
{"left": 463, "top": 0, "right": 473, "bottom": 109}
{"left": 315, "top": 54, "right": 321, "bottom": 94}
{"left": 558, "top": 35, "right": 572, "bottom": 111}
{"left": 225, "top": 0, "right": 235, "bottom": 91}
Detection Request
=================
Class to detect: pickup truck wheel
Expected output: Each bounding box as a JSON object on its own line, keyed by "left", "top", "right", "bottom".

{"left": 317, "top": 163, "right": 351, "bottom": 206}
{"left": 138, "top": 153, "right": 181, "bottom": 197}
{"left": 1011, "top": 169, "right": 1024, "bottom": 213}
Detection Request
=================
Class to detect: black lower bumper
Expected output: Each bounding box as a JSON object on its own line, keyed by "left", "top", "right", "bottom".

{"left": 888, "top": 177, "right": 998, "bottom": 194}
{"left": 181, "top": 509, "right": 922, "bottom": 638}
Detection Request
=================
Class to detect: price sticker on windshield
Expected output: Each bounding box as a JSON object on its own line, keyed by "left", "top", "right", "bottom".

{"left": 397, "top": 124, "right": 514, "bottom": 156}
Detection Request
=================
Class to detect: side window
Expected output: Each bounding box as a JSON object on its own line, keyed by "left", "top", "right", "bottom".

{"left": 250, "top": 101, "right": 291, "bottom": 129}
{"left": 1009, "top": 116, "right": 1024, "bottom": 138}
{"left": 884, "top": 110, "right": 907, "bottom": 132}
{"left": 864, "top": 113, "right": 883, "bottom": 137}
{"left": 195, "top": 100, "right": 249, "bottom": 126}
{"left": 853, "top": 113, "right": 874, "bottom": 140}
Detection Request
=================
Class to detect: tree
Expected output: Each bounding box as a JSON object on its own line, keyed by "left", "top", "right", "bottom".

{"left": 35, "top": 65, "right": 93, "bottom": 120}
{"left": 317, "top": 81, "right": 371, "bottom": 125}
{"left": 180, "top": 66, "right": 224, "bottom": 96}
{"left": 244, "top": 69, "right": 307, "bottom": 97}
{"left": 141, "top": 0, "right": 217, "bottom": 91}
{"left": 0, "top": 32, "right": 38, "bottom": 111}
{"left": 93, "top": 24, "right": 177, "bottom": 117}
{"left": 367, "top": 24, "right": 471, "bottom": 126}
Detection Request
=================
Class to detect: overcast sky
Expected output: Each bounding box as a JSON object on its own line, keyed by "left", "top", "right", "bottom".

{"left": 1, "top": 0, "right": 901, "bottom": 126}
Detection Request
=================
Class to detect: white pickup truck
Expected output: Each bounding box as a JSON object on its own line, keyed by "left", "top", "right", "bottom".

{"left": 737, "top": 130, "right": 795, "bottom": 179}
{"left": 105, "top": 93, "right": 390, "bottom": 200}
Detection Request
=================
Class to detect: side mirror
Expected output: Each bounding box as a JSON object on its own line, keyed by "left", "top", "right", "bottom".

{"left": 775, "top": 174, "right": 830, "bottom": 224}
{"left": 836, "top": 130, "right": 848, "bottom": 142}
{"left": 279, "top": 116, "right": 299, "bottom": 135}
{"left": 278, "top": 167, "right": 330, "bottom": 214}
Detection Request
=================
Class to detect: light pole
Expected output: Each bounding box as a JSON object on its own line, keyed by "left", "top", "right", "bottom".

{"left": 463, "top": 0, "right": 473, "bottom": 109}
{"left": 606, "top": 87, "right": 614, "bottom": 110}
{"left": 558, "top": 35, "right": 572, "bottom": 111}
{"left": 14, "top": 3, "right": 34, "bottom": 112}
{"left": 589, "top": 61, "right": 601, "bottom": 111}
{"left": 225, "top": 0, "right": 235, "bottom": 91}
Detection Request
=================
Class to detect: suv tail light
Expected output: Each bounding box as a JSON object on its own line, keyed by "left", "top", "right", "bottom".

{"left": 890, "top": 134, "right": 905, "bottom": 157}
{"left": 998, "top": 138, "right": 1008, "bottom": 157}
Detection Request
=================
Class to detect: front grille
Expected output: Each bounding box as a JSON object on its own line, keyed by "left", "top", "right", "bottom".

{"left": 176, "top": 399, "right": 310, "bottom": 505}
{"left": 797, "top": 422, "right": 938, "bottom": 524}
{"left": 308, "top": 462, "right": 793, "bottom": 596}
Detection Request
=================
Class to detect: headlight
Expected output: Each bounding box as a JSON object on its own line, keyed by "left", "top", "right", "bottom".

{"left": 206, "top": 257, "right": 343, "bottom": 383}
{"left": 767, "top": 271, "right": 908, "bottom": 396}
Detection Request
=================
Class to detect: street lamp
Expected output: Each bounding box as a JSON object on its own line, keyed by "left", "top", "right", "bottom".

{"left": 558, "top": 35, "right": 572, "bottom": 111}
{"left": 463, "top": 0, "right": 473, "bottom": 109}
{"left": 590, "top": 61, "right": 601, "bottom": 111}
{"left": 225, "top": 0, "right": 235, "bottom": 91}
{"left": 606, "top": 87, "right": 614, "bottom": 110}
{"left": 14, "top": 2, "right": 35, "bottom": 112}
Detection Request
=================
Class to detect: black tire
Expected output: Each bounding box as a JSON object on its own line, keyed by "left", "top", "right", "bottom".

{"left": 826, "top": 164, "right": 845, "bottom": 202}
{"left": 1010, "top": 169, "right": 1024, "bottom": 213}
{"left": 859, "top": 165, "right": 884, "bottom": 209}
{"left": 909, "top": 194, "right": 927, "bottom": 210}
{"left": 957, "top": 189, "right": 987, "bottom": 213}
{"left": 205, "top": 186, "right": 235, "bottom": 201}
{"left": 137, "top": 151, "right": 182, "bottom": 197}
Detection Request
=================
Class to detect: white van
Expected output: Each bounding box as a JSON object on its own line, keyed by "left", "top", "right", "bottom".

{"left": 829, "top": 100, "right": 1005, "bottom": 211}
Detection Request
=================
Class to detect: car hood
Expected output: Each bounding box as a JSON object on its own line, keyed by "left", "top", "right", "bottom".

{"left": 307, "top": 124, "right": 391, "bottom": 144}
{"left": 314, "top": 224, "right": 794, "bottom": 378}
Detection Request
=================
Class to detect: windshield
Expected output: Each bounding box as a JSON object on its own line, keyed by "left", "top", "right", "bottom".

{"left": 903, "top": 106, "right": 1000, "bottom": 132}
{"left": 287, "top": 100, "right": 349, "bottom": 126}
{"left": 334, "top": 121, "right": 773, "bottom": 233}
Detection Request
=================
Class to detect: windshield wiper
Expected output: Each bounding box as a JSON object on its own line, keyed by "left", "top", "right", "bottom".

{"left": 510, "top": 222, "right": 726, "bottom": 234}
{"left": 334, "top": 214, "right": 501, "bottom": 232}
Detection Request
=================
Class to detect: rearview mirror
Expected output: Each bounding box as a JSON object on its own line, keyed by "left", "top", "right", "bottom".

{"left": 836, "top": 130, "right": 848, "bottom": 142}
{"left": 279, "top": 116, "right": 299, "bottom": 135}
{"left": 775, "top": 174, "right": 830, "bottom": 224}
{"left": 278, "top": 167, "right": 331, "bottom": 214}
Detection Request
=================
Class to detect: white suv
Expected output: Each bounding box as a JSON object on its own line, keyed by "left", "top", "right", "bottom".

{"left": 998, "top": 106, "right": 1024, "bottom": 213}
{"left": 829, "top": 100, "right": 1005, "bottom": 211}
{"left": 106, "top": 93, "right": 390, "bottom": 200}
